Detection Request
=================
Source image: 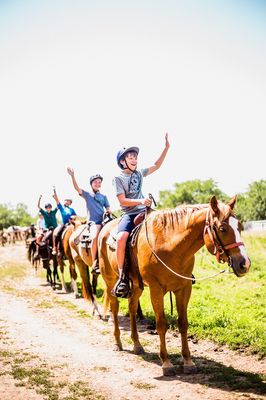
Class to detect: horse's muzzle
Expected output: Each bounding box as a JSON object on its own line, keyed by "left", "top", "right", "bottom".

{"left": 229, "top": 255, "right": 251, "bottom": 277}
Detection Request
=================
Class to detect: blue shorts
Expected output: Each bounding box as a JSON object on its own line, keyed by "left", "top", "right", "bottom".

{"left": 117, "top": 214, "right": 139, "bottom": 233}
{"left": 94, "top": 221, "right": 103, "bottom": 226}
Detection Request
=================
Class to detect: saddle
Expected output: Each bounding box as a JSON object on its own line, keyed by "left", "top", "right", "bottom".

{"left": 106, "top": 211, "right": 145, "bottom": 251}
{"left": 74, "top": 222, "right": 96, "bottom": 249}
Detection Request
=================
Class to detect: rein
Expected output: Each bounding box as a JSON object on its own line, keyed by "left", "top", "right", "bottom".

{"left": 144, "top": 207, "right": 227, "bottom": 282}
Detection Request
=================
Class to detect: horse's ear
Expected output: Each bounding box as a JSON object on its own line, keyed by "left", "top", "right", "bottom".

{"left": 210, "top": 195, "right": 219, "bottom": 214}
{"left": 228, "top": 195, "right": 237, "bottom": 210}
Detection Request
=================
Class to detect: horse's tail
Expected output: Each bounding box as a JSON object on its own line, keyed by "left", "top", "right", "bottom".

{"left": 80, "top": 265, "right": 95, "bottom": 303}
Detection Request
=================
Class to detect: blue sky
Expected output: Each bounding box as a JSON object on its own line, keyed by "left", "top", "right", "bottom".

{"left": 0, "top": 0, "right": 265, "bottom": 217}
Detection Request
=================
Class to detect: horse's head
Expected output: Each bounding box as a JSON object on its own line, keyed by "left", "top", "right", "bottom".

{"left": 203, "top": 195, "right": 251, "bottom": 277}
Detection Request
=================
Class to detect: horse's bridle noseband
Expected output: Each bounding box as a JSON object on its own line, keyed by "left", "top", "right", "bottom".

{"left": 204, "top": 209, "right": 244, "bottom": 265}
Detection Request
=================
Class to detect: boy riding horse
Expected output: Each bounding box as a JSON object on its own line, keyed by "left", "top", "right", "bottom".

{"left": 67, "top": 167, "right": 112, "bottom": 274}
{"left": 112, "top": 133, "right": 170, "bottom": 298}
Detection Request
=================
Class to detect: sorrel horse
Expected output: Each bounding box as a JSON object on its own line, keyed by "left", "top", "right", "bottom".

{"left": 55, "top": 223, "right": 79, "bottom": 298}
{"left": 98, "top": 196, "right": 251, "bottom": 376}
{"left": 69, "top": 223, "right": 101, "bottom": 316}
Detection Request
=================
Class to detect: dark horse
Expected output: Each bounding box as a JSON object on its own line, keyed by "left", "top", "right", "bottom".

{"left": 36, "top": 228, "right": 59, "bottom": 289}
{"left": 27, "top": 237, "right": 40, "bottom": 272}
{"left": 98, "top": 196, "right": 251, "bottom": 376}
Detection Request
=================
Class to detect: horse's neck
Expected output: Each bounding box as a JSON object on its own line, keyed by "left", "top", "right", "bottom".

{"left": 154, "top": 207, "right": 208, "bottom": 258}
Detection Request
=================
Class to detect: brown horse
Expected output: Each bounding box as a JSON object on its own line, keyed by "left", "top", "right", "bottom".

{"left": 98, "top": 195, "right": 251, "bottom": 376}
{"left": 69, "top": 223, "right": 101, "bottom": 316}
{"left": 56, "top": 223, "right": 79, "bottom": 298}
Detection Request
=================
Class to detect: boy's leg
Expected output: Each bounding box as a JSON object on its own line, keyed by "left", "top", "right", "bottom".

{"left": 52, "top": 224, "right": 64, "bottom": 255}
{"left": 112, "top": 231, "right": 130, "bottom": 297}
{"left": 116, "top": 231, "right": 129, "bottom": 271}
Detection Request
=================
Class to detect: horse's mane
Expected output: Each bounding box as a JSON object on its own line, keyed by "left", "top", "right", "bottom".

{"left": 151, "top": 204, "right": 209, "bottom": 232}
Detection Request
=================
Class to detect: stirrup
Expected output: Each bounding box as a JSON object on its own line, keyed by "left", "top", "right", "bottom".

{"left": 111, "top": 273, "right": 132, "bottom": 299}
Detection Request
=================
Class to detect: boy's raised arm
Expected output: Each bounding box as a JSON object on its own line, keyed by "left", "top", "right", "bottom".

{"left": 37, "top": 195, "right": 42, "bottom": 209}
{"left": 146, "top": 133, "right": 170, "bottom": 176}
{"left": 67, "top": 167, "right": 82, "bottom": 195}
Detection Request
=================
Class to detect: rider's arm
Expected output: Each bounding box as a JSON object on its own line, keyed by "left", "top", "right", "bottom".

{"left": 104, "top": 196, "right": 112, "bottom": 214}
{"left": 53, "top": 190, "right": 60, "bottom": 205}
{"left": 67, "top": 167, "right": 82, "bottom": 195}
{"left": 37, "top": 195, "right": 42, "bottom": 209}
{"left": 117, "top": 193, "right": 151, "bottom": 207}
{"left": 145, "top": 133, "right": 170, "bottom": 176}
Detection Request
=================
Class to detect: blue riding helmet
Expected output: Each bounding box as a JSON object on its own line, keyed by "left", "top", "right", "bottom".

{"left": 116, "top": 146, "right": 139, "bottom": 169}
{"left": 89, "top": 174, "right": 103, "bottom": 185}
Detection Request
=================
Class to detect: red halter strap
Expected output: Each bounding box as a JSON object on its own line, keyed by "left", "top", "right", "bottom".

{"left": 223, "top": 242, "right": 244, "bottom": 250}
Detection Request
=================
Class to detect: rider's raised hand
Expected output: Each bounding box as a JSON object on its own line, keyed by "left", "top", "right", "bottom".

{"left": 165, "top": 132, "right": 170, "bottom": 150}
{"left": 67, "top": 167, "right": 74, "bottom": 177}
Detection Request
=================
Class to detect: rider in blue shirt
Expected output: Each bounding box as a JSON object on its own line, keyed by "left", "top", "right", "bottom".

{"left": 57, "top": 201, "right": 76, "bottom": 224}
{"left": 67, "top": 167, "right": 111, "bottom": 274}
{"left": 52, "top": 188, "right": 77, "bottom": 255}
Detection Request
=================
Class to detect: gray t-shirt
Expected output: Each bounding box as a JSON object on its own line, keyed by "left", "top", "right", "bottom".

{"left": 81, "top": 190, "right": 110, "bottom": 223}
{"left": 113, "top": 168, "right": 148, "bottom": 215}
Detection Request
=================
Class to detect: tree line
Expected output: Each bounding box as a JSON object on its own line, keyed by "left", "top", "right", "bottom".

{"left": 157, "top": 179, "right": 266, "bottom": 222}
{"left": 0, "top": 203, "right": 32, "bottom": 229}
{"left": 0, "top": 179, "right": 265, "bottom": 229}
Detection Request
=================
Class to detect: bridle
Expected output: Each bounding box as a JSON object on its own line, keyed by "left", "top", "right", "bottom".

{"left": 203, "top": 208, "right": 244, "bottom": 266}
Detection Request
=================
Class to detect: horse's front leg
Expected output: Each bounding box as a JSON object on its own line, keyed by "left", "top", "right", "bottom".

{"left": 92, "top": 274, "right": 98, "bottom": 295}
{"left": 128, "top": 287, "right": 144, "bottom": 354}
{"left": 57, "top": 256, "right": 67, "bottom": 292}
{"left": 150, "top": 285, "right": 175, "bottom": 376}
{"left": 68, "top": 258, "right": 78, "bottom": 298}
{"left": 52, "top": 255, "right": 58, "bottom": 290}
{"left": 174, "top": 284, "right": 197, "bottom": 374}
{"left": 107, "top": 287, "right": 122, "bottom": 351}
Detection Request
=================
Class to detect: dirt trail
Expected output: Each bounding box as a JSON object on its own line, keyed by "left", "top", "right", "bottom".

{"left": 0, "top": 243, "right": 265, "bottom": 400}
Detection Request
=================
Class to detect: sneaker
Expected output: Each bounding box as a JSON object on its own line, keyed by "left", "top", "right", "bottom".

{"left": 111, "top": 273, "right": 131, "bottom": 298}
{"left": 52, "top": 249, "right": 57, "bottom": 256}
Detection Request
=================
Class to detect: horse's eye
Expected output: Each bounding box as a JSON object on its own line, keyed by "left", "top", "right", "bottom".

{"left": 219, "top": 226, "right": 226, "bottom": 232}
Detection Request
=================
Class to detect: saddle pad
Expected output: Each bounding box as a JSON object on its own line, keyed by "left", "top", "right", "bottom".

{"left": 74, "top": 222, "right": 97, "bottom": 246}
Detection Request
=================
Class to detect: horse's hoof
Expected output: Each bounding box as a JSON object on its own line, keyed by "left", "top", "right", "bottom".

{"left": 133, "top": 345, "right": 145, "bottom": 355}
{"left": 113, "top": 344, "right": 123, "bottom": 351}
{"left": 162, "top": 366, "right": 176, "bottom": 376}
{"left": 52, "top": 286, "right": 56, "bottom": 291}
{"left": 183, "top": 365, "right": 197, "bottom": 374}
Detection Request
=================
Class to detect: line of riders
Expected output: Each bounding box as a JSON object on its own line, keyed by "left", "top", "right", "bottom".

{"left": 31, "top": 134, "right": 170, "bottom": 298}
